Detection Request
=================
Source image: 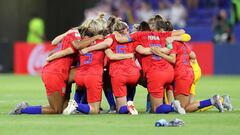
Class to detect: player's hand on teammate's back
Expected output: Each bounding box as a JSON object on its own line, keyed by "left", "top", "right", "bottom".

{"left": 151, "top": 46, "right": 163, "bottom": 56}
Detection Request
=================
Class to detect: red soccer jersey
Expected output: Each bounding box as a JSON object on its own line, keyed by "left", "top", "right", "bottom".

{"left": 107, "top": 34, "right": 139, "bottom": 76}
{"left": 130, "top": 31, "right": 173, "bottom": 72}
{"left": 43, "top": 31, "right": 80, "bottom": 80}
{"left": 78, "top": 39, "right": 105, "bottom": 75}
{"left": 171, "top": 41, "right": 193, "bottom": 78}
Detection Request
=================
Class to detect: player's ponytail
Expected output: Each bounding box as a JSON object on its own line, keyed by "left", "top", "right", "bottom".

{"left": 106, "top": 16, "right": 117, "bottom": 34}
{"left": 95, "top": 12, "right": 107, "bottom": 35}
{"left": 155, "top": 20, "right": 166, "bottom": 31}
{"left": 154, "top": 15, "right": 163, "bottom": 21}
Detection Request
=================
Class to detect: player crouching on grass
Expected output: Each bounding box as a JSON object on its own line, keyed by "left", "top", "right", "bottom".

{"left": 40, "top": 18, "right": 106, "bottom": 114}
{"left": 80, "top": 19, "right": 140, "bottom": 115}
{"left": 150, "top": 20, "right": 233, "bottom": 113}
{"left": 113, "top": 17, "right": 192, "bottom": 114}
{"left": 9, "top": 22, "right": 104, "bottom": 115}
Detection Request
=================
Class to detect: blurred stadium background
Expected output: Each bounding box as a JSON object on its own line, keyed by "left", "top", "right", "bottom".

{"left": 0, "top": 0, "right": 239, "bottom": 75}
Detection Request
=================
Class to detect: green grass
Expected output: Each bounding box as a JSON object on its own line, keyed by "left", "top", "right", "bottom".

{"left": 0, "top": 74, "right": 240, "bottom": 135}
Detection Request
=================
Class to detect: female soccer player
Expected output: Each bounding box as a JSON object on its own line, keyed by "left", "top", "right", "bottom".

{"left": 9, "top": 24, "right": 101, "bottom": 114}
{"left": 78, "top": 19, "right": 140, "bottom": 114}
{"left": 113, "top": 18, "right": 189, "bottom": 114}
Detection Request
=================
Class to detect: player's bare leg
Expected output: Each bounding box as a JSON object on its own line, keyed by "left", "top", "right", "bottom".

{"left": 116, "top": 96, "right": 127, "bottom": 111}
{"left": 175, "top": 94, "right": 190, "bottom": 109}
{"left": 189, "top": 94, "right": 195, "bottom": 104}
{"left": 68, "top": 68, "right": 77, "bottom": 84}
{"left": 149, "top": 95, "right": 163, "bottom": 112}
{"left": 184, "top": 95, "right": 224, "bottom": 113}
{"left": 115, "top": 96, "right": 138, "bottom": 115}
{"left": 149, "top": 94, "right": 185, "bottom": 114}
{"left": 10, "top": 91, "right": 64, "bottom": 115}
{"left": 88, "top": 102, "right": 101, "bottom": 114}
{"left": 166, "top": 90, "right": 174, "bottom": 104}
{"left": 42, "top": 91, "right": 64, "bottom": 114}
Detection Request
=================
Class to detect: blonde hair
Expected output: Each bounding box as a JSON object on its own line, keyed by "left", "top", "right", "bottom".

{"left": 78, "top": 18, "right": 104, "bottom": 36}
{"left": 95, "top": 12, "right": 107, "bottom": 29}
{"left": 132, "top": 24, "right": 140, "bottom": 33}
{"left": 113, "top": 19, "right": 128, "bottom": 34}
{"left": 95, "top": 12, "right": 107, "bottom": 35}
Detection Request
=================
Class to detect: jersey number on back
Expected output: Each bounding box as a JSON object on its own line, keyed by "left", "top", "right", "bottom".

{"left": 116, "top": 45, "right": 126, "bottom": 54}
{"left": 84, "top": 53, "right": 93, "bottom": 64}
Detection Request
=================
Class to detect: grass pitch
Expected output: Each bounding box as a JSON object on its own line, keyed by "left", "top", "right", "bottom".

{"left": 0, "top": 74, "right": 240, "bottom": 135}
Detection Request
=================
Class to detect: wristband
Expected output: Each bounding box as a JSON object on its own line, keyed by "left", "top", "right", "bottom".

{"left": 167, "top": 43, "right": 173, "bottom": 49}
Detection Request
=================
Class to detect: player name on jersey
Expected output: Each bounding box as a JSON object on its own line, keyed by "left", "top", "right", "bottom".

{"left": 148, "top": 35, "right": 160, "bottom": 40}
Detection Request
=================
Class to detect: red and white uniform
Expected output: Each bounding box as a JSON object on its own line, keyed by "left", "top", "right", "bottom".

{"left": 171, "top": 41, "right": 194, "bottom": 96}
{"left": 129, "top": 31, "right": 174, "bottom": 98}
{"left": 74, "top": 39, "right": 105, "bottom": 103}
{"left": 107, "top": 34, "right": 140, "bottom": 97}
{"left": 42, "top": 32, "right": 80, "bottom": 96}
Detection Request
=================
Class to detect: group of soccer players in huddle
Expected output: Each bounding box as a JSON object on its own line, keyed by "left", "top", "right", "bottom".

{"left": 10, "top": 13, "right": 233, "bottom": 115}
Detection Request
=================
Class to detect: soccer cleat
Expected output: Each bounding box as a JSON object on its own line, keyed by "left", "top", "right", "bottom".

{"left": 9, "top": 101, "right": 29, "bottom": 115}
{"left": 127, "top": 101, "right": 138, "bottom": 115}
{"left": 222, "top": 95, "right": 233, "bottom": 111}
{"left": 172, "top": 100, "right": 186, "bottom": 115}
{"left": 212, "top": 94, "right": 224, "bottom": 113}
{"left": 63, "top": 99, "right": 78, "bottom": 115}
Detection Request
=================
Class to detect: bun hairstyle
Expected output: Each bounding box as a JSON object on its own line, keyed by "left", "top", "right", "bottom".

{"left": 154, "top": 15, "right": 163, "bottom": 21}
{"left": 113, "top": 18, "right": 129, "bottom": 34}
{"left": 106, "top": 16, "right": 117, "bottom": 34}
{"left": 138, "top": 21, "right": 151, "bottom": 31}
{"left": 155, "top": 20, "right": 166, "bottom": 31}
{"left": 132, "top": 24, "right": 140, "bottom": 32}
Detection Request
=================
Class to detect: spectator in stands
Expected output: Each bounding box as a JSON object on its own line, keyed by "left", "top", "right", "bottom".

{"left": 156, "top": 0, "right": 171, "bottom": 20}
{"left": 136, "top": 2, "right": 153, "bottom": 22}
{"left": 27, "top": 13, "right": 45, "bottom": 44}
{"left": 187, "top": 0, "right": 199, "bottom": 9}
{"left": 170, "top": 0, "right": 187, "bottom": 28}
{"left": 213, "top": 9, "right": 235, "bottom": 44}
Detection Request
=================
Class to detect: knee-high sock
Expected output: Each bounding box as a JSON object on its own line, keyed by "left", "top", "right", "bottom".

{"left": 155, "top": 104, "right": 175, "bottom": 114}
{"left": 118, "top": 106, "right": 129, "bottom": 114}
{"left": 146, "top": 93, "right": 151, "bottom": 112}
{"left": 127, "top": 86, "right": 136, "bottom": 101}
{"left": 21, "top": 106, "right": 42, "bottom": 114}
{"left": 74, "top": 90, "right": 87, "bottom": 104}
{"left": 198, "top": 99, "right": 212, "bottom": 109}
{"left": 104, "top": 88, "right": 116, "bottom": 108}
{"left": 74, "top": 90, "right": 81, "bottom": 103}
{"left": 76, "top": 103, "right": 90, "bottom": 114}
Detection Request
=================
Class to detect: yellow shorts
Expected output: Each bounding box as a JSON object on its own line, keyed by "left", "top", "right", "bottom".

{"left": 190, "top": 59, "right": 201, "bottom": 95}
